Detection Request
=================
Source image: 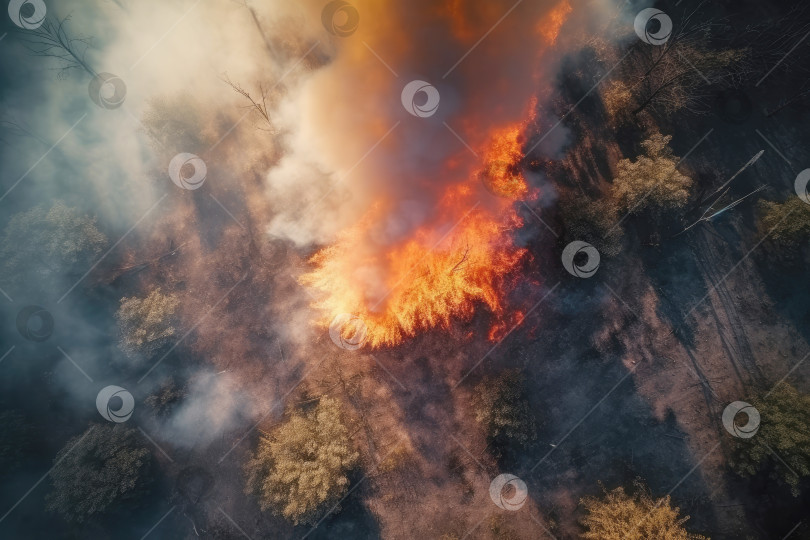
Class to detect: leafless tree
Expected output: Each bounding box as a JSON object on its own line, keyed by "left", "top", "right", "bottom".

{"left": 18, "top": 15, "right": 97, "bottom": 79}
{"left": 221, "top": 74, "right": 275, "bottom": 131}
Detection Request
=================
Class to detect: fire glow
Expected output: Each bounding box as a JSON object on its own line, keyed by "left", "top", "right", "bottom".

{"left": 298, "top": 0, "right": 572, "bottom": 348}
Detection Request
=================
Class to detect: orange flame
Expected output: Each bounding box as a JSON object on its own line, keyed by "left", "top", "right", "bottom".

{"left": 301, "top": 125, "right": 532, "bottom": 348}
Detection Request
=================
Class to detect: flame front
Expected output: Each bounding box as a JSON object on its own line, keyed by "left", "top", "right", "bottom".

{"left": 301, "top": 125, "right": 532, "bottom": 348}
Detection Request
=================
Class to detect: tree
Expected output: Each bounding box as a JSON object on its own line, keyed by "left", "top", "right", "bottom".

{"left": 47, "top": 424, "right": 153, "bottom": 523}
{"left": 0, "top": 202, "right": 107, "bottom": 290}
{"left": 244, "top": 397, "right": 358, "bottom": 525}
{"left": 580, "top": 480, "right": 708, "bottom": 540}
{"left": 611, "top": 132, "right": 693, "bottom": 215}
{"left": 757, "top": 197, "right": 810, "bottom": 248}
{"left": 144, "top": 378, "right": 186, "bottom": 417}
{"left": 730, "top": 383, "right": 810, "bottom": 496}
{"left": 115, "top": 288, "right": 180, "bottom": 361}
{"left": 559, "top": 195, "right": 624, "bottom": 257}
{"left": 471, "top": 370, "right": 536, "bottom": 454}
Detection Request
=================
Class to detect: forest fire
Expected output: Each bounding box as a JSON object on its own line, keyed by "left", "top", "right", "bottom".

{"left": 301, "top": 125, "right": 533, "bottom": 348}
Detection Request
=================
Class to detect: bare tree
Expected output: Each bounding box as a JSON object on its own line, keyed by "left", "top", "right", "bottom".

{"left": 222, "top": 74, "right": 276, "bottom": 131}
{"left": 18, "top": 15, "right": 97, "bottom": 78}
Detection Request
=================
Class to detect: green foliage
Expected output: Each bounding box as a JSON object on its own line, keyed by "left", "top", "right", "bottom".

{"left": 471, "top": 370, "right": 536, "bottom": 453}
{"left": 0, "top": 202, "right": 107, "bottom": 289}
{"left": 0, "top": 410, "right": 32, "bottom": 474}
{"left": 580, "top": 479, "right": 708, "bottom": 540}
{"left": 730, "top": 383, "right": 810, "bottom": 496}
{"left": 244, "top": 397, "right": 359, "bottom": 525}
{"left": 47, "top": 424, "right": 153, "bottom": 523}
{"left": 559, "top": 194, "right": 624, "bottom": 257}
{"left": 611, "top": 132, "right": 693, "bottom": 214}
{"left": 758, "top": 196, "right": 810, "bottom": 248}
{"left": 115, "top": 288, "right": 180, "bottom": 360}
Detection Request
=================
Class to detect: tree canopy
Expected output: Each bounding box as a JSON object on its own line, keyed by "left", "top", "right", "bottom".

{"left": 47, "top": 424, "right": 153, "bottom": 523}
{"left": 0, "top": 202, "right": 107, "bottom": 290}
{"left": 115, "top": 287, "right": 180, "bottom": 361}
{"left": 730, "top": 383, "right": 810, "bottom": 496}
{"left": 758, "top": 196, "right": 810, "bottom": 248}
{"left": 471, "top": 369, "right": 536, "bottom": 454}
{"left": 244, "top": 397, "right": 359, "bottom": 525}
{"left": 611, "top": 132, "right": 693, "bottom": 214}
{"left": 580, "top": 480, "right": 708, "bottom": 540}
